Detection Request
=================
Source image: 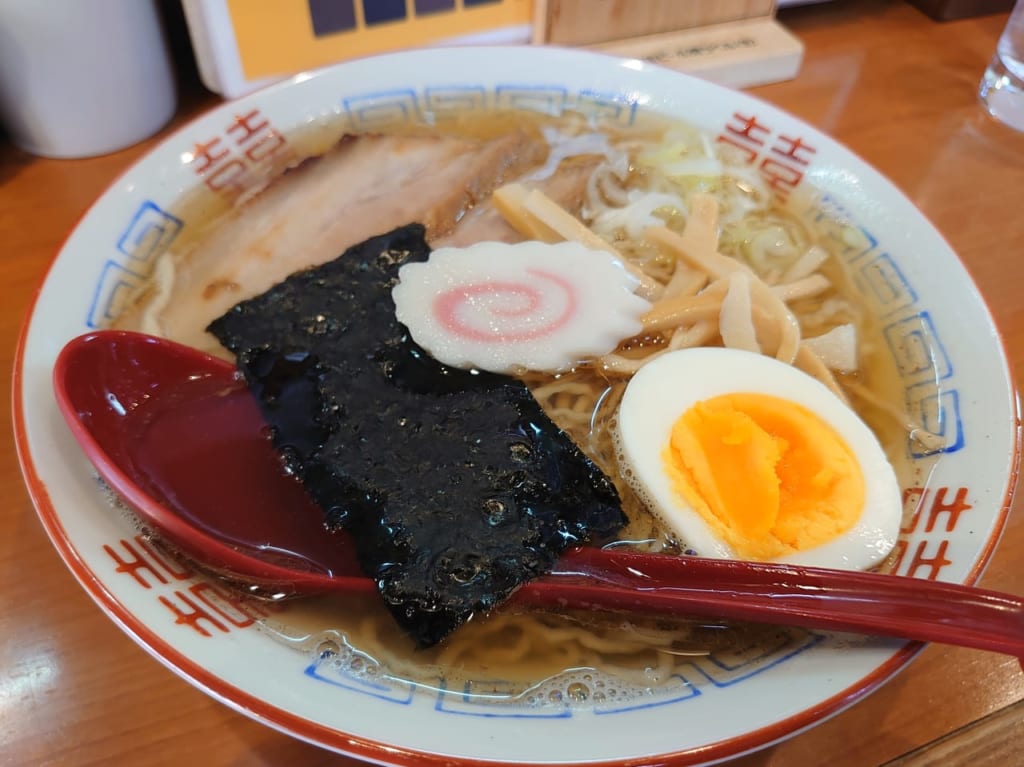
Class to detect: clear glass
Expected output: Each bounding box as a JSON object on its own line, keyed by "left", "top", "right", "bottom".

{"left": 979, "top": 1, "right": 1024, "bottom": 131}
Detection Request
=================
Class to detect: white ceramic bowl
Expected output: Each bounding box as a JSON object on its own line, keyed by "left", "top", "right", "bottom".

{"left": 14, "top": 46, "right": 1020, "bottom": 766}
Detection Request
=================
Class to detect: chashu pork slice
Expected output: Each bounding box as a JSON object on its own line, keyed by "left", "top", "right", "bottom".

{"left": 434, "top": 156, "right": 600, "bottom": 248}
{"left": 120, "top": 131, "right": 545, "bottom": 354}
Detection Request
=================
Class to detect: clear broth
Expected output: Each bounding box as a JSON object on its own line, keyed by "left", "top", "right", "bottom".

{"left": 111, "top": 107, "right": 921, "bottom": 708}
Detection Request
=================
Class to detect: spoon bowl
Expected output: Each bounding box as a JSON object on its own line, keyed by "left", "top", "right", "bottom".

{"left": 53, "top": 330, "right": 1024, "bottom": 660}
{"left": 54, "top": 330, "right": 372, "bottom": 594}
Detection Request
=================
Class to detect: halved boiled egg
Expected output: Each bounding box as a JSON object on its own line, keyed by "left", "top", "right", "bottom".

{"left": 615, "top": 347, "right": 902, "bottom": 570}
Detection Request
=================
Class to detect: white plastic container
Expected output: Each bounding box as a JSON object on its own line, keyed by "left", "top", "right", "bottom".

{"left": 0, "top": 0, "right": 177, "bottom": 158}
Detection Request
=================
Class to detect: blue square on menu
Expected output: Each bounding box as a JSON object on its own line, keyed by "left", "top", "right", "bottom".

{"left": 415, "top": 0, "right": 455, "bottom": 12}
{"left": 308, "top": 0, "right": 356, "bottom": 36}
{"left": 364, "top": 0, "right": 408, "bottom": 25}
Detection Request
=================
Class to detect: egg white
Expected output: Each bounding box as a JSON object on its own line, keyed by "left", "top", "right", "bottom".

{"left": 615, "top": 347, "right": 902, "bottom": 570}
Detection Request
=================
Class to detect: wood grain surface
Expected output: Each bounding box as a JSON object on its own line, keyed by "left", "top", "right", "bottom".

{"left": 3, "top": 2, "right": 1023, "bottom": 765}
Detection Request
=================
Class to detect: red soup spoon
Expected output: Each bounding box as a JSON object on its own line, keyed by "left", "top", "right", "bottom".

{"left": 53, "top": 330, "right": 1024, "bottom": 660}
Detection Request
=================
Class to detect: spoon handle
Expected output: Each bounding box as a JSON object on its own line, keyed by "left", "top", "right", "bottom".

{"left": 516, "top": 547, "right": 1024, "bottom": 660}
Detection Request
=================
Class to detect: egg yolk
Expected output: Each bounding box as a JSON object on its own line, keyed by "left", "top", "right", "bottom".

{"left": 662, "top": 393, "right": 865, "bottom": 560}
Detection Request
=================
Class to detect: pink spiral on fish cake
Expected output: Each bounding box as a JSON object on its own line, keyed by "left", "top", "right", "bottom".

{"left": 433, "top": 268, "right": 578, "bottom": 343}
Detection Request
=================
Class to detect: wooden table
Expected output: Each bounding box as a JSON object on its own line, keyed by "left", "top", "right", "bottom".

{"left": 3, "top": 2, "right": 1022, "bottom": 765}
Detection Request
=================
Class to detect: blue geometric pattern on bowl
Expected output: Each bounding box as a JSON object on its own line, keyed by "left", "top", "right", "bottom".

{"left": 89, "top": 200, "right": 182, "bottom": 328}
{"left": 302, "top": 628, "right": 824, "bottom": 718}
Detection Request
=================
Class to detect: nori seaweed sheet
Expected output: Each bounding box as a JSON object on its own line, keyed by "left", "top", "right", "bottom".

{"left": 207, "top": 224, "right": 626, "bottom": 647}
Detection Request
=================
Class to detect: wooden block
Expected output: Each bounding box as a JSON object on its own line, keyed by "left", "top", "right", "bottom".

{"left": 534, "top": 0, "right": 776, "bottom": 46}
{"left": 588, "top": 16, "right": 804, "bottom": 89}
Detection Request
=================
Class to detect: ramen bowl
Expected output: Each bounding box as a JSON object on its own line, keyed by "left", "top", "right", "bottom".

{"left": 14, "top": 46, "right": 1019, "bottom": 766}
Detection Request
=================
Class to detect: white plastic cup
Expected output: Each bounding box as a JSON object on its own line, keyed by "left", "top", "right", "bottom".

{"left": 0, "top": 0, "right": 177, "bottom": 158}
{"left": 979, "top": 0, "right": 1024, "bottom": 132}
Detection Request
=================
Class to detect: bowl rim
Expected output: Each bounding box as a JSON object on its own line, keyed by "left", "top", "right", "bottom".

{"left": 13, "top": 43, "right": 1023, "bottom": 766}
